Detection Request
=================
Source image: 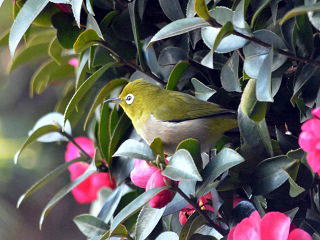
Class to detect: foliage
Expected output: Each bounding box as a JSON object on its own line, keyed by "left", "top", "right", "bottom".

{"left": 2, "top": 0, "right": 320, "bottom": 239}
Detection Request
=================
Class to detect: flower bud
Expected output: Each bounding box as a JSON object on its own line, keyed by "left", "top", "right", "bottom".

{"left": 130, "top": 159, "right": 158, "bottom": 188}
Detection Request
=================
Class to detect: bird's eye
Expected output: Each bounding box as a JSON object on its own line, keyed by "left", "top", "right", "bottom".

{"left": 125, "top": 94, "right": 134, "bottom": 104}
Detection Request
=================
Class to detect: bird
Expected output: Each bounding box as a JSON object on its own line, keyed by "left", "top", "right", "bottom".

{"left": 106, "top": 79, "right": 237, "bottom": 154}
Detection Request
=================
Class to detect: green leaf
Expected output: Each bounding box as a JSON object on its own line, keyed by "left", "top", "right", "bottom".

{"left": 0, "top": 0, "right": 4, "bottom": 9}
{"left": 99, "top": 224, "right": 129, "bottom": 240}
{"left": 113, "top": 139, "right": 155, "bottom": 161}
{"left": 212, "top": 22, "right": 234, "bottom": 52}
{"left": 135, "top": 205, "right": 165, "bottom": 240}
{"left": 232, "top": 0, "right": 250, "bottom": 29}
{"left": 48, "top": 37, "right": 63, "bottom": 65}
{"left": 149, "top": 17, "right": 209, "bottom": 46}
{"left": 74, "top": 214, "right": 108, "bottom": 238}
{"left": 30, "top": 57, "right": 74, "bottom": 96}
{"left": 180, "top": 213, "right": 207, "bottom": 240}
{"left": 98, "top": 102, "right": 110, "bottom": 159}
{"left": 73, "top": 29, "right": 102, "bottom": 53}
{"left": 110, "top": 187, "right": 169, "bottom": 233}
{"left": 84, "top": 78, "right": 127, "bottom": 129}
{"left": 279, "top": 3, "right": 320, "bottom": 25}
{"left": 17, "top": 157, "right": 85, "bottom": 208}
{"left": 162, "top": 149, "right": 203, "bottom": 181}
{"left": 196, "top": 148, "right": 245, "bottom": 196}
{"left": 156, "top": 231, "right": 179, "bottom": 240}
{"left": 71, "top": 0, "right": 84, "bottom": 27}
{"left": 221, "top": 51, "right": 241, "bottom": 92}
{"left": 150, "top": 137, "right": 164, "bottom": 160}
{"left": 86, "top": 0, "right": 95, "bottom": 16}
{"left": 166, "top": 61, "right": 190, "bottom": 90}
{"left": 191, "top": 78, "right": 216, "bottom": 101}
{"left": 9, "top": 0, "right": 50, "bottom": 56}
{"left": 14, "top": 125, "right": 61, "bottom": 164}
{"left": 64, "top": 62, "right": 115, "bottom": 123}
{"left": 26, "top": 29, "right": 56, "bottom": 46}
{"left": 39, "top": 161, "right": 96, "bottom": 229}
{"left": 0, "top": 29, "right": 9, "bottom": 47}
{"left": 251, "top": 0, "right": 272, "bottom": 28}
{"left": 256, "top": 47, "right": 273, "bottom": 102}
{"left": 87, "top": 14, "right": 103, "bottom": 39}
{"left": 288, "top": 176, "right": 305, "bottom": 198}
{"left": 176, "top": 138, "right": 202, "bottom": 171}
{"left": 8, "top": 43, "right": 49, "bottom": 73}
{"left": 194, "top": 0, "right": 211, "bottom": 20}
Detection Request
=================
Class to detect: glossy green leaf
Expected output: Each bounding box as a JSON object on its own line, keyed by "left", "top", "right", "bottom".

{"left": 159, "top": 0, "right": 184, "bottom": 21}
{"left": 86, "top": 0, "right": 95, "bottom": 15}
{"left": 30, "top": 57, "right": 74, "bottom": 96}
{"left": 256, "top": 47, "right": 273, "bottom": 102}
{"left": 87, "top": 14, "right": 103, "bottom": 39}
{"left": 9, "top": 43, "right": 49, "bottom": 73}
{"left": 221, "top": 51, "right": 241, "bottom": 92}
{"left": 99, "top": 224, "right": 129, "bottom": 240}
{"left": 14, "top": 125, "right": 61, "bottom": 164}
{"left": 17, "top": 157, "right": 85, "bottom": 208}
{"left": 232, "top": 0, "right": 250, "bottom": 29}
{"left": 74, "top": 214, "right": 108, "bottom": 238}
{"left": 191, "top": 78, "right": 216, "bottom": 101}
{"left": 176, "top": 138, "right": 202, "bottom": 171}
{"left": 149, "top": 17, "right": 209, "bottom": 46}
{"left": 156, "top": 231, "right": 179, "bottom": 240}
{"left": 180, "top": 213, "right": 206, "bottom": 240}
{"left": 194, "top": 0, "right": 211, "bottom": 20}
{"left": 136, "top": 205, "right": 165, "bottom": 240}
{"left": 162, "top": 149, "right": 203, "bottom": 181}
{"left": 196, "top": 148, "right": 244, "bottom": 196}
{"left": 64, "top": 62, "right": 115, "bottom": 123}
{"left": 48, "top": 37, "right": 63, "bottom": 65}
{"left": 279, "top": 2, "right": 320, "bottom": 25}
{"left": 110, "top": 187, "right": 169, "bottom": 233}
{"left": 39, "top": 161, "right": 96, "bottom": 229}
{"left": 166, "top": 61, "right": 190, "bottom": 90}
{"left": 288, "top": 176, "right": 305, "bottom": 198}
{"left": 251, "top": 0, "right": 272, "bottom": 28}
{"left": 212, "top": 22, "right": 234, "bottom": 52}
{"left": 71, "top": 0, "right": 84, "bottom": 27}
{"left": 9, "top": 0, "right": 50, "bottom": 56}
{"left": 98, "top": 102, "right": 110, "bottom": 159}
{"left": 113, "top": 139, "right": 155, "bottom": 161}
{"left": 73, "top": 29, "right": 102, "bottom": 53}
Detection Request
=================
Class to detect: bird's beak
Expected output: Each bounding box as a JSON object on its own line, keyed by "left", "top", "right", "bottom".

{"left": 104, "top": 98, "right": 123, "bottom": 103}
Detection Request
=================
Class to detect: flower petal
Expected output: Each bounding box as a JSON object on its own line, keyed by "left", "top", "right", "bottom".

{"left": 130, "top": 159, "right": 158, "bottom": 188}
{"left": 261, "top": 212, "right": 290, "bottom": 240}
{"left": 288, "top": 229, "right": 312, "bottom": 240}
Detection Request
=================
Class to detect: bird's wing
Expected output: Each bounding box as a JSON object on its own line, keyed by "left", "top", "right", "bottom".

{"left": 153, "top": 91, "right": 234, "bottom": 122}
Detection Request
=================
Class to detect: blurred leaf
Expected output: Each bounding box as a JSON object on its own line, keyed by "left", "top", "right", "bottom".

{"left": 113, "top": 139, "right": 155, "bottom": 161}
{"left": 162, "top": 149, "right": 203, "bottom": 181}
{"left": 251, "top": 156, "right": 295, "bottom": 195}
{"left": 149, "top": 17, "right": 209, "bottom": 45}
{"left": 9, "top": 0, "right": 50, "bottom": 55}
{"left": 0, "top": 0, "right": 4, "bottom": 8}
{"left": 156, "top": 231, "right": 179, "bottom": 240}
{"left": 71, "top": 0, "right": 83, "bottom": 27}
{"left": 136, "top": 205, "right": 165, "bottom": 240}
{"left": 251, "top": 0, "right": 272, "bottom": 28}
{"left": 8, "top": 43, "right": 49, "bottom": 73}
{"left": 195, "top": 0, "right": 211, "bottom": 20}
{"left": 84, "top": 78, "right": 127, "bottom": 129}
{"left": 52, "top": 12, "right": 83, "bottom": 49}
{"left": 279, "top": 2, "right": 320, "bottom": 25}
{"left": 159, "top": 0, "right": 184, "bottom": 21}
{"left": 180, "top": 213, "right": 206, "bottom": 240}
{"left": 76, "top": 49, "right": 90, "bottom": 88}
{"left": 74, "top": 214, "right": 108, "bottom": 238}
{"left": 240, "top": 79, "right": 268, "bottom": 122}
{"left": 0, "top": 29, "right": 9, "bottom": 47}
{"left": 39, "top": 161, "right": 96, "bottom": 229}
{"left": 256, "top": 47, "right": 273, "bottom": 102}
{"left": 64, "top": 62, "right": 115, "bottom": 123}
{"left": 99, "top": 224, "right": 129, "bottom": 239}
{"left": 166, "top": 61, "right": 190, "bottom": 90}
{"left": 100, "top": 10, "right": 119, "bottom": 33}
{"left": 48, "top": 37, "right": 63, "bottom": 65}
{"left": 17, "top": 157, "right": 85, "bottom": 208}
{"left": 196, "top": 148, "right": 245, "bottom": 196}
{"left": 110, "top": 187, "right": 170, "bottom": 233}
{"left": 288, "top": 176, "right": 305, "bottom": 198}
{"left": 221, "top": 51, "right": 241, "bottom": 92}
{"left": 30, "top": 57, "right": 74, "bottom": 96}
{"left": 191, "top": 78, "right": 216, "bottom": 101}
{"left": 275, "top": 128, "right": 299, "bottom": 154}
{"left": 14, "top": 125, "right": 61, "bottom": 164}
{"left": 73, "top": 29, "right": 102, "bottom": 53}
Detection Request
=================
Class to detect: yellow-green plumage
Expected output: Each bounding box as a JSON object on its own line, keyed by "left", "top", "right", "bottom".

{"left": 118, "top": 79, "right": 237, "bottom": 154}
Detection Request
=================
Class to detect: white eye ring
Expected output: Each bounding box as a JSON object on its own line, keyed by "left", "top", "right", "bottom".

{"left": 125, "top": 94, "right": 134, "bottom": 104}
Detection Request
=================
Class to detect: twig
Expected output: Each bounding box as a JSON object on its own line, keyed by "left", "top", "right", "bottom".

{"left": 60, "top": 132, "right": 92, "bottom": 160}
{"left": 172, "top": 186, "right": 228, "bottom": 236}
{"left": 96, "top": 40, "right": 166, "bottom": 85}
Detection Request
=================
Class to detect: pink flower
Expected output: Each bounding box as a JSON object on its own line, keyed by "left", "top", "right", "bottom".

{"left": 130, "top": 159, "right": 158, "bottom": 188}
{"left": 68, "top": 58, "right": 79, "bottom": 68}
{"left": 227, "top": 211, "right": 312, "bottom": 240}
{"left": 299, "top": 108, "right": 320, "bottom": 174}
{"left": 146, "top": 169, "right": 176, "bottom": 208}
{"left": 55, "top": 3, "right": 72, "bottom": 13}
{"left": 65, "top": 137, "right": 115, "bottom": 204}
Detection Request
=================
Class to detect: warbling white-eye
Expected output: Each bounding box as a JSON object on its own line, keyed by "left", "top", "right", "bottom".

{"left": 106, "top": 79, "right": 237, "bottom": 154}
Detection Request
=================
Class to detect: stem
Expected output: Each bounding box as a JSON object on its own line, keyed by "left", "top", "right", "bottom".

{"left": 96, "top": 40, "right": 166, "bottom": 85}
{"left": 208, "top": 21, "right": 320, "bottom": 67}
{"left": 172, "top": 186, "right": 228, "bottom": 236}
{"left": 60, "top": 132, "right": 92, "bottom": 160}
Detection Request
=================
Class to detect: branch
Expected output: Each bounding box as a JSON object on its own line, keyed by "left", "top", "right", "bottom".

{"left": 60, "top": 132, "right": 92, "bottom": 160}
{"left": 172, "top": 186, "right": 228, "bottom": 236}
{"left": 96, "top": 40, "right": 166, "bottom": 85}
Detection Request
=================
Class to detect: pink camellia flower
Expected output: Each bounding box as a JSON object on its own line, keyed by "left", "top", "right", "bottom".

{"left": 130, "top": 159, "right": 158, "bottom": 188}
{"left": 146, "top": 169, "right": 176, "bottom": 208}
{"left": 227, "top": 211, "right": 312, "bottom": 240}
{"left": 65, "top": 137, "right": 116, "bottom": 204}
{"left": 299, "top": 108, "right": 320, "bottom": 174}
{"left": 179, "top": 193, "right": 213, "bottom": 225}
{"left": 68, "top": 58, "right": 79, "bottom": 68}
